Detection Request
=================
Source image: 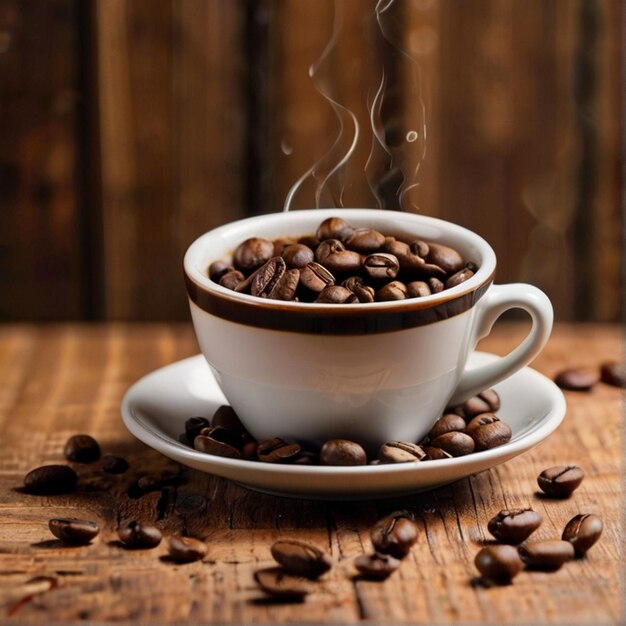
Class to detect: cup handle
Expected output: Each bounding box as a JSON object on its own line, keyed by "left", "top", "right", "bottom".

{"left": 448, "top": 283, "right": 553, "bottom": 406}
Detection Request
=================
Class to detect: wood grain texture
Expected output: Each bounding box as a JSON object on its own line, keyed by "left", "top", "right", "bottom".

{"left": 0, "top": 322, "right": 620, "bottom": 624}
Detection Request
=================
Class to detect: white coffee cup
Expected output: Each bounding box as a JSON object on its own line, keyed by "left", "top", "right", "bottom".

{"left": 184, "top": 209, "right": 553, "bottom": 450}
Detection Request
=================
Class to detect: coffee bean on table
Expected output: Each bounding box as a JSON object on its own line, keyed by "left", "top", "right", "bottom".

{"left": 600, "top": 362, "right": 626, "bottom": 388}
{"left": 474, "top": 545, "right": 523, "bottom": 583}
{"left": 537, "top": 465, "right": 584, "bottom": 498}
{"left": 185, "top": 416, "right": 211, "bottom": 441}
{"left": 254, "top": 567, "right": 313, "bottom": 600}
{"left": 117, "top": 521, "right": 162, "bottom": 549}
{"left": 378, "top": 441, "right": 426, "bottom": 464}
{"left": 319, "top": 439, "right": 367, "bottom": 466}
{"left": 100, "top": 454, "right": 129, "bottom": 474}
{"left": 518, "top": 540, "right": 575, "bottom": 570}
{"left": 64, "top": 434, "right": 101, "bottom": 463}
{"left": 24, "top": 465, "right": 78, "bottom": 495}
{"left": 561, "top": 513, "right": 603, "bottom": 556}
{"left": 353, "top": 553, "right": 401, "bottom": 580}
{"left": 194, "top": 434, "right": 242, "bottom": 459}
{"left": 256, "top": 438, "right": 301, "bottom": 463}
{"left": 167, "top": 535, "right": 208, "bottom": 563}
{"left": 428, "top": 432, "right": 475, "bottom": 456}
{"left": 370, "top": 511, "right": 418, "bottom": 558}
{"left": 465, "top": 414, "right": 512, "bottom": 451}
{"left": 487, "top": 509, "right": 542, "bottom": 544}
{"left": 428, "top": 413, "right": 466, "bottom": 439}
{"left": 48, "top": 518, "right": 100, "bottom": 545}
{"left": 554, "top": 367, "right": 599, "bottom": 391}
{"left": 271, "top": 540, "right": 332, "bottom": 579}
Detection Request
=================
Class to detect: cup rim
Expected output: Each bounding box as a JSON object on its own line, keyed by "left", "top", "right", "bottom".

{"left": 184, "top": 208, "right": 496, "bottom": 314}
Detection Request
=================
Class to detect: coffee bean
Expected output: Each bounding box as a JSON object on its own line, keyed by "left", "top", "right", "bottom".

{"left": 487, "top": 508, "right": 542, "bottom": 544}
{"left": 281, "top": 244, "right": 314, "bottom": 269}
{"left": 48, "top": 518, "right": 100, "bottom": 545}
{"left": 100, "top": 454, "right": 129, "bottom": 474}
{"left": 562, "top": 513, "right": 603, "bottom": 556}
{"left": 219, "top": 270, "right": 245, "bottom": 290}
{"left": 194, "top": 434, "right": 242, "bottom": 459}
{"left": 322, "top": 250, "right": 362, "bottom": 274}
{"left": 251, "top": 257, "right": 287, "bottom": 298}
{"left": 298, "top": 234, "right": 321, "bottom": 249}
{"left": 242, "top": 441, "right": 259, "bottom": 460}
{"left": 185, "top": 416, "right": 211, "bottom": 441}
{"left": 474, "top": 545, "right": 523, "bottom": 583}
{"left": 299, "top": 262, "right": 335, "bottom": 292}
{"left": 370, "top": 511, "right": 418, "bottom": 558}
{"left": 409, "top": 239, "right": 430, "bottom": 259}
{"left": 426, "top": 242, "right": 464, "bottom": 274}
{"left": 199, "top": 425, "right": 242, "bottom": 450}
{"left": 346, "top": 228, "right": 385, "bottom": 253}
{"left": 342, "top": 276, "right": 375, "bottom": 302}
{"left": 315, "top": 239, "right": 345, "bottom": 264}
{"left": 272, "top": 268, "right": 300, "bottom": 301}
{"left": 64, "top": 434, "right": 101, "bottom": 464}
{"left": 537, "top": 465, "right": 584, "bottom": 498}
{"left": 463, "top": 389, "right": 501, "bottom": 417}
{"left": 429, "top": 431, "right": 475, "bottom": 456}
{"left": 465, "top": 413, "right": 512, "bottom": 450}
{"left": 319, "top": 439, "right": 367, "bottom": 466}
{"left": 136, "top": 470, "right": 181, "bottom": 493}
{"left": 167, "top": 535, "right": 208, "bottom": 562}
{"left": 208, "top": 260, "right": 233, "bottom": 282}
{"left": 554, "top": 367, "right": 599, "bottom": 391}
{"left": 118, "top": 521, "right": 162, "bottom": 549}
{"left": 211, "top": 405, "right": 249, "bottom": 436}
{"left": 428, "top": 413, "right": 466, "bottom": 439}
{"left": 518, "top": 540, "right": 574, "bottom": 570}
{"left": 353, "top": 553, "right": 400, "bottom": 580}
{"left": 422, "top": 446, "right": 453, "bottom": 460}
{"left": 428, "top": 277, "right": 444, "bottom": 293}
{"left": 24, "top": 465, "right": 78, "bottom": 495}
{"left": 363, "top": 253, "right": 400, "bottom": 280}
{"left": 316, "top": 217, "right": 353, "bottom": 242}
{"left": 257, "top": 438, "right": 301, "bottom": 463}
{"left": 600, "top": 362, "right": 626, "bottom": 388}
{"left": 407, "top": 281, "right": 431, "bottom": 298}
{"left": 445, "top": 268, "right": 474, "bottom": 289}
{"left": 254, "top": 566, "right": 313, "bottom": 600}
{"left": 272, "top": 237, "right": 297, "bottom": 256}
{"left": 378, "top": 441, "right": 426, "bottom": 463}
{"left": 383, "top": 237, "right": 410, "bottom": 256}
{"left": 376, "top": 281, "right": 408, "bottom": 301}
{"left": 315, "top": 285, "right": 358, "bottom": 304}
{"left": 271, "top": 540, "right": 332, "bottom": 579}
{"left": 233, "top": 237, "right": 274, "bottom": 271}
{"left": 398, "top": 251, "right": 446, "bottom": 280}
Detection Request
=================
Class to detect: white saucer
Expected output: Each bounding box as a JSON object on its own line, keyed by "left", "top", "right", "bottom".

{"left": 121, "top": 352, "right": 566, "bottom": 500}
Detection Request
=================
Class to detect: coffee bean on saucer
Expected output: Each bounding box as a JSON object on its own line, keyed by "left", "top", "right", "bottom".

{"left": 600, "top": 362, "right": 626, "bottom": 388}
{"left": 429, "top": 432, "right": 475, "bottom": 456}
{"left": 554, "top": 367, "right": 599, "bottom": 391}
{"left": 474, "top": 545, "right": 523, "bottom": 583}
{"left": 194, "top": 435, "right": 242, "bottom": 459}
{"left": 254, "top": 567, "right": 313, "bottom": 600}
{"left": 48, "top": 518, "right": 100, "bottom": 545}
{"left": 319, "top": 439, "right": 367, "bottom": 466}
{"left": 242, "top": 441, "right": 259, "bottom": 461}
{"left": 465, "top": 414, "right": 512, "bottom": 450}
{"left": 99, "top": 454, "right": 129, "bottom": 474}
{"left": 562, "top": 513, "right": 603, "bottom": 556}
{"left": 537, "top": 465, "right": 584, "bottom": 498}
{"left": 353, "top": 553, "right": 401, "bottom": 580}
{"left": 64, "top": 434, "right": 101, "bottom": 463}
{"left": 199, "top": 425, "right": 242, "bottom": 450}
{"left": 117, "top": 521, "right": 162, "bottom": 549}
{"left": 518, "top": 540, "right": 574, "bottom": 570}
{"left": 422, "top": 446, "right": 453, "bottom": 460}
{"left": 271, "top": 540, "right": 332, "bottom": 579}
{"left": 257, "top": 438, "right": 301, "bottom": 463}
{"left": 370, "top": 510, "right": 418, "bottom": 559}
{"left": 378, "top": 441, "right": 426, "bottom": 464}
{"left": 462, "top": 389, "right": 501, "bottom": 418}
{"left": 24, "top": 465, "right": 78, "bottom": 495}
{"left": 185, "top": 416, "right": 211, "bottom": 441}
{"left": 211, "top": 405, "right": 249, "bottom": 437}
{"left": 487, "top": 508, "right": 542, "bottom": 544}
{"left": 428, "top": 413, "right": 466, "bottom": 439}
{"left": 167, "top": 535, "right": 208, "bottom": 563}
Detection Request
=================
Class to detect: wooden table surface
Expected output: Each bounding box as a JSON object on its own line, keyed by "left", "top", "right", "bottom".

{"left": 0, "top": 322, "right": 620, "bottom": 625}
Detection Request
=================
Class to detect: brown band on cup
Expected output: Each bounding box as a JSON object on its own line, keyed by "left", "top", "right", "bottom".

{"left": 185, "top": 271, "right": 495, "bottom": 335}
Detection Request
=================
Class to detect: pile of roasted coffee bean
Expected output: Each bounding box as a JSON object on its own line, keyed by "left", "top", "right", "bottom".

{"left": 179, "top": 389, "right": 511, "bottom": 465}
{"left": 553, "top": 362, "right": 625, "bottom": 391}
{"left": 473, "top": 464, "right": 603, "bottom": 585}
{"left": 208, "top": 216, "right": 478, "bottom": 303}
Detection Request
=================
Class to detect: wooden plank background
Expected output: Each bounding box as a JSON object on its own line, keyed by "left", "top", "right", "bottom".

{"left": 0, "top": 0, "right": 621, "bottom": 322}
